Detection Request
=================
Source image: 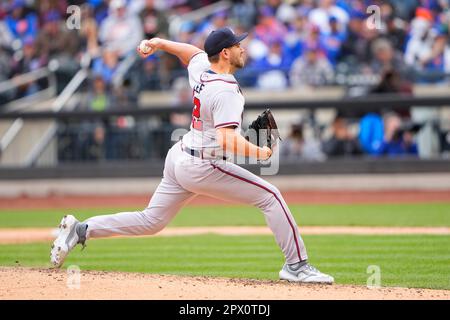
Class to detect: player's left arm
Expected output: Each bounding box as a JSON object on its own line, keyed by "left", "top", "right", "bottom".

{"left": 216, "top": 127, "right": 272, "bottom": 160}
{"left": 137, "top": 38, "right": 202, "bottom": 65}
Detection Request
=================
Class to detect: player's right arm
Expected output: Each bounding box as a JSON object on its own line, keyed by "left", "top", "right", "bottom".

{"left": 217, "top": 127, "right": 272, "bottom": 161}
{"left": 137, "top": 38, "right": 202, "bottom": 66}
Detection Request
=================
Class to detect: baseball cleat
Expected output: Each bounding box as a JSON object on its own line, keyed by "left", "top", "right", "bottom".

{"left": 50, "top": 215, "right": 87, "bottom": 268}
{"left": 279, "top": 263, "right": 334, "bottom": 284}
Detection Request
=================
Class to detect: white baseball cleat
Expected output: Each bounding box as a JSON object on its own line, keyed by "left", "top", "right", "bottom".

{"left": 50, "top": 215, "right": 86, "bottom": 268}
{"left": 279, "top": 263, "right": 334, "bottom": 284}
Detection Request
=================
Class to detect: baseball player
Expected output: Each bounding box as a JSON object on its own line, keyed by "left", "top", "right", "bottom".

{"left": 50, "top": 27, "right": 334, "bottom": 284}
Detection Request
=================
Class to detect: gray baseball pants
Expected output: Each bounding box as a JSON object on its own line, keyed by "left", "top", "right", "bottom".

{"left": 84, "top": 140, "right": 308, "bottom": 264}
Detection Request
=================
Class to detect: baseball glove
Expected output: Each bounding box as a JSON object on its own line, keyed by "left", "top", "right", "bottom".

{"left": 244, "top": 108, "right": 282, "bottom": 149}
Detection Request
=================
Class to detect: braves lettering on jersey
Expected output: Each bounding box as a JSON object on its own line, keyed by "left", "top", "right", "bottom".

{"left": 182, "top": 52, "right": 244, "bottom": 153}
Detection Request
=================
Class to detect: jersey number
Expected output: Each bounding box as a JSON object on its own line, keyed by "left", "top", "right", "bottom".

{"left": 192, "top": 97, "right": 203, "bottom": 130}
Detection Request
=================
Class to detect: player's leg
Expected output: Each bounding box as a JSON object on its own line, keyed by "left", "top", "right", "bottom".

{"left": 50, "top": 141, "right": 195, "bottom": 267}
{"left": 84, "top": 179, "right": 195, "bottom": 238}
{"left": 175, "top": 159, "right": 306, "bottom": 264}
{"left": 82, "top": 139, "right": 195, "bottom": 238}
{"left": 174, "top": 159, "right": 333, "bottom": 283}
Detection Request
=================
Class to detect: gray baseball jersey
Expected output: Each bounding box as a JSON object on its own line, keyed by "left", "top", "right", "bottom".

{"left": 182, "top": 51, "right": 244, "bottom": 151}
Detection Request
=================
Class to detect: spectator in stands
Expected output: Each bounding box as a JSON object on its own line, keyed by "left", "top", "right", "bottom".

{"left": 88, "top": 125, "right": 106, "bottom": 160}
{"left": 139, "top": 0, "right": 169, "bottom": 39}
{"left": 254, "top": 38, "right": 291, "bottom": 90}
{"left": 78, "top": 3, "right": 101, "bottom": 58}
{"left": 265, "top": 0, "right": 297, "bottom": 25}
{"left": 11, "top": 36, "right": 45, "bottom": 97}
{"left": 230, "top": 0, "right": 257, "bottom": 30}
{"left": 84, "top": 74, "right": 112, "bottom": 112}
{"left": 297, "top": 0, "right": 315, "bottom": 14}
{"left": 197, "top": 10, "right": 229, "bottom": 39}
{"left": 418, "top": 23, "right": 450, "bottom": 79}
{"left": 36, "top": 0, "right": 70, "bottom": 23}
{"left": 370, "top": 37, "right": 409, "bottom": 78}
{"left": 139, "top": 54, "right": 162, "bottom": 90}
{"left": 305, "top": 23, "right": 324, "bottom": 52}
{"left": 246, "top": 30, "right": 269, "bottom": 62}
{"left": 89, "top": 0, "right": 110, "bottom": 26}
{"left": 378, "top": 112, "right": 418, "bottom": 156}
{"left": 35, "top": 9, "right": 81, "bottom": 68}
{"left": 190, "top": 10, "right": 230, "bottom": 49}
{"left": 5, "top": 0, "right": 38, "bottom": 44}
{"left": 404, "top": 7, "right": 438, "bottom": 71}
{"left": 322, "top": 116, "right": 363, "bottom": 157}
{"left": 289, "top": 43, "right": 334, "bottom": 87}
{"left": 111, "top": 77, "right": 138, "bottom": 109}
{"left": 308, "top": 0, "right": 349, "bottom": 35}
{"left": 168, "top": 76, "right": 191, "bottom": 128}
{"left": 92, "top": 48, "right": 120, "bottom": 85}
{"left": 383, "top": 13, "right": 408, "bottom": 52}
{"left": 99, "top": 0, "right": 143, "bottom": 58}
{"left": 281, "top": 123, "right": 326, "bottom": 162}
{"left": 0, "top": 7, "right": 14, "bottom": 50}
{"left": 358, "top": 112, "right": 385, "bottom": 155}
{"left": 321, "top": 16, "right": 346, "bottom": 66}
{"left": 391, "top": 0, "right": 421, "bottom": 21}
{"left": 0, "top": 46, "right": 11, "bottom": 82}
{"left": 254, "top": 5, "right": 288, "bottom": 46}
{"left": 340, "top": 10, "right": 378, "bottom": 65}
{"left": 77, "top": 74, "right": 111, "bottom": 161}
{"left": 284, "top": 8, "right": 309, "bottom": 62}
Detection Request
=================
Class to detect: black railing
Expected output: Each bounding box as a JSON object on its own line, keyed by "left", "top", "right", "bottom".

{"left": 0, "top": 93, "right": 449, "bottom": 177}
{"left": 1, "top": 94, "right": 450, "bottom": 120}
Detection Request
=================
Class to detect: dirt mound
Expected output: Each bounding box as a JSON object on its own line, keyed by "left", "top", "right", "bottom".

{"left": 1, "top": 226, "right": 449, "bottom": 244}
{"left": 0, "top": 267, "right": 448, "bottom": 300}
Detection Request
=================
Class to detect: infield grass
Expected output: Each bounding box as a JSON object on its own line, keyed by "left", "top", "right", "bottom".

{"left": 0, "top": 234, "right": 449, "bottom": 290}
{"left": 0, "top": 203, "right": 449, "bottom": 228}
{"left": 1, "top": 203, "right": 449, "bottom": 290}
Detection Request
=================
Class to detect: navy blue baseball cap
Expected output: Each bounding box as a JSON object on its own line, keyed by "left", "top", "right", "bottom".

{"left": 204, "top": 27, "right": 248, "bottom": 57}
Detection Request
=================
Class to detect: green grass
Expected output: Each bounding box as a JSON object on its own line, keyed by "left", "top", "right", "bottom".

{"left": 0, "top": 203, "right": 449, "bottom": 228}
{"left": 1, "top": 203, "right": 448, "bottom": 290}
{"left": 1, "top": 234, "right": 449, "bottom": 290}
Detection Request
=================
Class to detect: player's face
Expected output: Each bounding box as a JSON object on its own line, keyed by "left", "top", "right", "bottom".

{"left": 229, "top": 43, "right": 246, "bottom": 69}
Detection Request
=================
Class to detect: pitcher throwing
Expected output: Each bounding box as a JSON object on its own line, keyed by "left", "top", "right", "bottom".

{"left": 50, "top": 27, "right": 334, "bottom": 284}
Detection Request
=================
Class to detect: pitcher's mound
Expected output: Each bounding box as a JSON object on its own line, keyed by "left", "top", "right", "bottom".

{"left": 0, "top": 267, "right": 448, "bottom": 300}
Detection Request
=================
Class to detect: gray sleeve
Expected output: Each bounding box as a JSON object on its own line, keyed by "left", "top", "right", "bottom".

{"left": 187, "top": 51, "right": 210, "bottom": 88}
{"left": 211, "top": 90, "right": 243, "bottom": 128}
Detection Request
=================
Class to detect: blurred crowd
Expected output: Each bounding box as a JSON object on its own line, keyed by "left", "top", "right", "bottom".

{"left": 280, "top": 111, "right": 431, "bottom": 161}
{"left": 138, "top": 0, "right": 450, "bottom": 91}
{"left": 2, "top": 0, "right": 450, "bottom": 94}
{"left": 1, "top": 0, "right": 450, "bottom": 162}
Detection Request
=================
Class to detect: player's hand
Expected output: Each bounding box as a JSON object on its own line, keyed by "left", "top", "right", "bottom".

{"left": 136, "top": 38, "right": 161, "bottom": 58}
{"left": 259, "top": 146, "right": 272, "bottom": 161}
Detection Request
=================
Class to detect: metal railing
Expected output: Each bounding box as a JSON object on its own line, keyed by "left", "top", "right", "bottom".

{"left": 24, "top": 67, "right": 89, "bottom": 166}
{"left": 0, "top": 64, "right": 59, "bottom": 154}
{"left": 168, "top": 0, "right": 232, "bottom": 39}
{"left": 0, "top": 66, "right": 57, "bottom": 100}
{"left": 0, "top": 92, "right": 448, "bottom": 173}
{"left": 112, "top": 53, "right": 138, "bottom": 89}
{"left": 2, "top": 93, "right": 450, "bottom": 120}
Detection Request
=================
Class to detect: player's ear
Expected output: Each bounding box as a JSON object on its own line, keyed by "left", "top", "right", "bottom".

{"left": 221, "top": 48, "right": 230, "bottom": 60}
